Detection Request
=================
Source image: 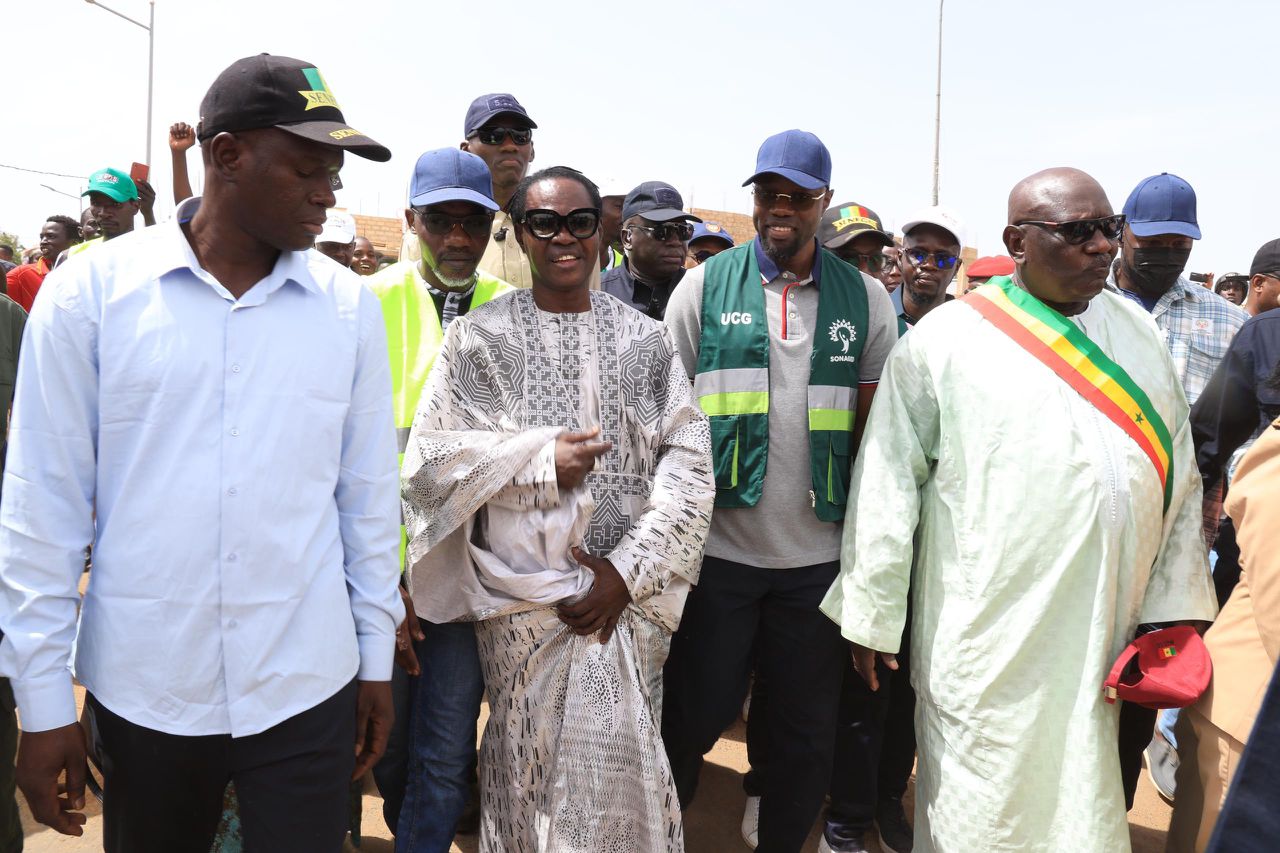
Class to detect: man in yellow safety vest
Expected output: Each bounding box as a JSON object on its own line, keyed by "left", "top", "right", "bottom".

{"left": 366, "top": 147, "right": 512, "bottom": 846}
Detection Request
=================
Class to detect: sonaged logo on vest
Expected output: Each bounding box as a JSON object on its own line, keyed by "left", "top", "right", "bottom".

{"left": 828, "top": 319, "right": 858, "bottom": 362}
{"left": 298, "top": 67, "right": 340, "bottom": 111}
{"left": 721, "top": 312, "right": 753, "bottom": 325}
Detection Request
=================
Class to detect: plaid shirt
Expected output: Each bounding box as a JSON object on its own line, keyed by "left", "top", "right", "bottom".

{"left": 1105, "top": 267, "right": 1248, "bottom": 406}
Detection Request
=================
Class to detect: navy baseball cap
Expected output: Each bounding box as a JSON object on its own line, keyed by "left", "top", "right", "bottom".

{"left": 690, "top": 221, "right": 735, "bottom": 248}
{"left": 1123, "top": 173, "right": 1201, "bottom": 240}
{"left": 409, "top": 149, "right": 499, "bottom": 211}
{"left": 742, "top": 130, "right": 832, "bottom": 190}
{"left": 463, "top": 93, "right": 537, "bottom": 137}
{"left": 622, "top": 181, "right": 701, "bottom": 224}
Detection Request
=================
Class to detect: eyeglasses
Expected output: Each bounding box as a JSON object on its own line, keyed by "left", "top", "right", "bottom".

{"left": 471, "top": 126, "right": 532, "bottom": 146}
{"left": 848, "top": 252, "right": 894, "bottom": 273}
{"left": 413, "top": 209, "right": 494, "bottom": 239}
{"left": 691, "top": 249, "right": 717, "bottom": 263}
{"left": 1015, "top": 214, "right": 1125, "bottom": 245}
{"left": 902, "top": 247, "right": 960, "bottom": 270}
{"left": 519, "top": 208, "right": 600, "bottom": 240}
{"left": 751, "top": 187, "right": 828, "bottom": 211}
{"left": 629, "top": 222, "right": 695, "bottom": 243}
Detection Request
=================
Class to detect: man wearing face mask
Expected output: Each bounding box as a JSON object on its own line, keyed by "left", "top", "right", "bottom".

{"left": 1105, "top": 172, "right": 1246, "bottom": 809}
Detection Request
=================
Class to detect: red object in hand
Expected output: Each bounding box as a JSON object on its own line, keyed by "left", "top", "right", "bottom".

{"left": 1104, "top": 625, "right": 1212, "bottom": 709}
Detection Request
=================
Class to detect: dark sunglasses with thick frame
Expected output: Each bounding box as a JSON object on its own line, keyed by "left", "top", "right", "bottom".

{"left": 751, "top": 186, "right": 828, "bottom": 211}
{"left": 1015, "top": 214, "right": 1126, "bottom": 246}
{"left": 470, "top": 126, "right": 533, "bottom": 146}
{"left": 629, "top": 221, "right": 696, "bottom": 244}
{"left": 412, "top": 208, "right": 494, "bottom": 239}
{"left": 519, "top": 208, "right": 600, "bottom": 240}
{"left": 846, "top": 251, "right": 894, "bottom": 273}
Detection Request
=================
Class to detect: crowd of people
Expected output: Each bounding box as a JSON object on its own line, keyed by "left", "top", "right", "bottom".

{"left": 1, "top": 52, "right": 1278, "bottom": 853}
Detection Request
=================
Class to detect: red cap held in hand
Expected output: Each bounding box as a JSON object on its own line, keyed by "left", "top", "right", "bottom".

{"left": 1104, "top": 625, "right": 1212, "bottom": 710}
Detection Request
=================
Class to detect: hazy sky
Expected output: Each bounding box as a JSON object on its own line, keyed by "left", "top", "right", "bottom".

{"left": 3, "top": 0, "right": 1276, "bottom": 275}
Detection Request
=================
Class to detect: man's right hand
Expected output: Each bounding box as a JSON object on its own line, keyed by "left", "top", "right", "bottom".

{"left": 554, "top": 427, "right": 612, "bottom": 491}
{"left": 850, "top": 643, "right": 899, "bottom": 692}
{"left": 16, "top": 724, "right": 89, "bottom": 836}
{"left": 168, "top": 122, "right": 196, "bottom": 152}
{"left": 395, "top": 585, "right": 426, "bottom": 676}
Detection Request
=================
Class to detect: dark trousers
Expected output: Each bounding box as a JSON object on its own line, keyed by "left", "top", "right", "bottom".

{"left": 663, "top": 556, "right": 846, "bottom": 853}
{"left": 1213, "top": 516, "right": 1242, "bottom": 609}
{"left": 825, "top": 615, "right": 915, "bottom": 841}
{"left": 88, "top": 680, "right": 357, "bottom": 853}
{"left": 0, "top": 679, "right": 20, "bottom": 853}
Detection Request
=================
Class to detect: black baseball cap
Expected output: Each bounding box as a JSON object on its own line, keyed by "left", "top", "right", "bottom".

{"left": 1250, "top": 239, "right": 1280, "bottom": 276}
{"left": 463, "top": 93, "right": 538, "bottom": 137}
{"left": 622, "top": 181, "right": 701, "bottom": 224}
{"left": 197, "top": 54, "right": 391, "bottom": 162}
{"left": 819, "top": 202, "right": 893, "bottom": 249}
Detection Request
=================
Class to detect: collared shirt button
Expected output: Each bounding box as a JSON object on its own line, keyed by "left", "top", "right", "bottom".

{"left": 231, "top": 364, "right": 241, "bottom": 373}
{"left": 226, "top": 553, "right": 237, "bottom": 562}
{"left": 227, "top": 487, "right": 238, "bottom": 496}
{"left": 230, "top": 428, "right": 239, "bottom": 437}
{"left": 788, "top": 292, "right": 796, "bottom": 300}
{"left": 228, "top": 619, "right": 238, "bottom": 629}
{"left": 788, "top": 311, "right": 797, "bottom": 320}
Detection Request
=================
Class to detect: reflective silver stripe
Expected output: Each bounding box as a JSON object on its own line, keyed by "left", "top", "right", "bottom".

{"left": 397, "top": 426, "right": 412, "bottom": 454}
{"left": 808, "top": 385, "right": 855, "bottom": 411}
{"left": 694, "top": 367, "right": 769, "bottom": 398}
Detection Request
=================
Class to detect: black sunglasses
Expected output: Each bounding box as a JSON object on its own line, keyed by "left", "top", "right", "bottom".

{"left": 630, "top": 222, "right": 695, "bottom": 243}
{"left": 1016, "top": 214, "right": 1126, "bottom": 245}
{"left": 519, "top": 208, "right": 600, "bottom": 240}
{"left": 849, "top": 252, "right": 893, "bottom": 273}
{"left": 413, "top": 209, "right": 493, "bottom": 239}
{"left": 752, "top": 186, "right": 828, "bottom": 211}
{"left": 471, "top": 126, "right": 532, "bottom": 146}
{"left": 903, "top": 247, "right": 960, "bottom": 270}
{"left": 692, "top": 249, "right": 717, "bottom": 263}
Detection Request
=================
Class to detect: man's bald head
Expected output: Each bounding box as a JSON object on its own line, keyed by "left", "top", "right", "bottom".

{"left": 1007, "top": 167, "right": 1107, "bottom": 224}
{"left": 1002, "top": 167, "right": 1118, "bottom": 314}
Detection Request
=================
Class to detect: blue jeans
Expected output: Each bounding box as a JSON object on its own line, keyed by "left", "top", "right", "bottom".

{"left": 395, "top": 619, "right": 484, "bottom": 853}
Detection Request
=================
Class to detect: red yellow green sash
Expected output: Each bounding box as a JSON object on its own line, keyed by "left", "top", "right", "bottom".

{"left": 964, "top": 276, "right": 1174, "bottom": 512}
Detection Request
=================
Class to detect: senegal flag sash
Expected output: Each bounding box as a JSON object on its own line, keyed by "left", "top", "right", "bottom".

{"left": 964, "top": 276, "right": 1175, "bottom": 513}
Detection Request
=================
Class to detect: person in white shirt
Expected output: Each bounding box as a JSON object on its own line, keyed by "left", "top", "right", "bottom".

{"left": 0, "top": 53, "right": 404, "bottom": 853}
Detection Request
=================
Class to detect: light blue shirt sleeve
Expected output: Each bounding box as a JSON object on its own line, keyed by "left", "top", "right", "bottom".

{"left": 340, "top": 286, "right": 404, "bottom": 682}
{"left": 0, "top": 271, "right": 100, "bottom": 732}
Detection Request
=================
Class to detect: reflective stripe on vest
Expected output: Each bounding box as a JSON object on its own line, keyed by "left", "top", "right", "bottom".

{"left": 808, "top": 385, "right": 855, "bottom": 432}
{"left": 694, "top": 367, "right": 770, "bottom": 416}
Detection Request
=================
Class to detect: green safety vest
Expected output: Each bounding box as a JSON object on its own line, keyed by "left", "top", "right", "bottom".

{"left": 367, "top": 260, "right": 513, "bottom": 565}
{"left": 695, "top": 243, "right": 869, "bottom": 522}
{"left": 66, "top": 237, "right": 103, "bottom": 257}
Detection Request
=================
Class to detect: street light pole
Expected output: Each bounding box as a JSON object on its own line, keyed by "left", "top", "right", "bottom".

{"left": 932, "top": 0, "right": 944, "bottom": 206}
{"left": 84, "top": 0, "right": 155, "bottom": 166}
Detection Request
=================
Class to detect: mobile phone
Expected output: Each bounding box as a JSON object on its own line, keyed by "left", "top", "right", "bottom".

{"left": 130, "top": 162, "right": 150, "bottom": 184}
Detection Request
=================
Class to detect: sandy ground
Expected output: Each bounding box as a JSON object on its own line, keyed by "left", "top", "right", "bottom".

{"left": 18, "top": 691, "right": 1174, "bottom": 852}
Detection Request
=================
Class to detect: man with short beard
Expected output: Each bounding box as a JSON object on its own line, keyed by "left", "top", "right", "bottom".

{"left": 1104, "top": 173, "right": 1246, "bottom": 806}
{"left": 891, "top": 206, "right": 965, "bottom": 328}
{"left": 825, "top": 167, "right": 1216, "bottom": 853}
{"left": 662, "top": 130, "right": 898, "bottom": 853}
{"left": 364, "top": 148, "right": 513, "bottom": 849}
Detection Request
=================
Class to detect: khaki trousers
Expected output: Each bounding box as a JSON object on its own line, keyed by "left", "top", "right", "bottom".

{"left": 1166, "top": 707, "right": 1245, "bottom": 853}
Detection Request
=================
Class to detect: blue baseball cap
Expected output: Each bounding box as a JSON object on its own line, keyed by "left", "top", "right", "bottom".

{"left": 690, "top": 221, "right": 735, "bottom": 248}
{"left": 1123, "top": 172, "right": 1201, "bottom": 240}
{"left": 742, "top": 129, "right": 832, "bottom": 191}
{"left": 408, "top": 149, "right": 499, "bottom": 211}
{"left": 463, "top": 93, "right": 537, "bottom": 137}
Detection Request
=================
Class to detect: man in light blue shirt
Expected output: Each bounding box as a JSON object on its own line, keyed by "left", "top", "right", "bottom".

{"left": 0, "top": 54, "right": 404, "bottom": 853}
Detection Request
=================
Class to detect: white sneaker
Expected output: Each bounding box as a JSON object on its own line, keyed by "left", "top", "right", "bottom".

{"left": 741, "top": 795, "right": 760, "bottom": 849}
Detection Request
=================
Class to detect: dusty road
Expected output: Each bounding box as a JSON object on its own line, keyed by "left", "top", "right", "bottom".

{"left": 18, "top": 698, "right": 1174, "bottom": 852}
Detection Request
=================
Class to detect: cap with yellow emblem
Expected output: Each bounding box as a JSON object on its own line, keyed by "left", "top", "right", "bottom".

{"left": 196, "top": 54, "right": 391, "bottom": 162}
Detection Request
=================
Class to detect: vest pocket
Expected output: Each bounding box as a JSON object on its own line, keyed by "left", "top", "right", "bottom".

{"left": 709, "top": 416, "right": 741, "bottom": 490}
{"left": 826, "top": 430, "right": 853, "bottom": 506}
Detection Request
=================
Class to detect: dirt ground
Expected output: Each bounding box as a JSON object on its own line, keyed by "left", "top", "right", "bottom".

{"left": 18, "top": 692, "right": 1174, "bottom": 852}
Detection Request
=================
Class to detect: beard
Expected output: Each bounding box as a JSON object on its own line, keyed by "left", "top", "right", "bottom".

{"left": 425, "top": 256, "right": 478, "bottom": 291}
{"left": 762, "top": 235, "right": 799, "bottom": 264}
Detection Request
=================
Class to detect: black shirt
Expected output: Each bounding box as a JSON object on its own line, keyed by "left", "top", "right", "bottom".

{"left": 600, "top": 261, "right": 684, "bottom": 321}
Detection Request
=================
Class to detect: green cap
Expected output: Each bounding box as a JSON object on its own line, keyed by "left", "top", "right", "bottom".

{"left": 82, "top": 168, "right": 139, "bottom": 202}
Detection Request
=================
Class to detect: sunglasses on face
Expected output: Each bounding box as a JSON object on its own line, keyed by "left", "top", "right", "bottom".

{"left": 630, "top": 222, "right": 695, "bottom": 243}
{"left": 1015, "top": 214, "right": 1125, "bottom": 245}
{"left": 849, "top": 252, "right": 893, "bottom": 273}
{"left": 519, "top": 208, "right": 600, "bottom": 240}
{"left": 471, "top": 126, "right": 532, "bottom": 146}
{"left": 903, "top": 247, "right": 960, "bottom": 270}
{"left": 751, "top": 186, "right": 827, "bottom": 212}
{"left": 692, "top": 250, "right": 717, "bottom": 263}
{"left": 414, "top": 209, "right": 493, "bottom": 239}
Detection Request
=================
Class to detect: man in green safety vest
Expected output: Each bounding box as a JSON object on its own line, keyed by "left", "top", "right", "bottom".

{"left": 365, "top": 147, "right": 512, "bottom": 846}
{"left": 662, "top": 129, "right": 900, "bottom": 853}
